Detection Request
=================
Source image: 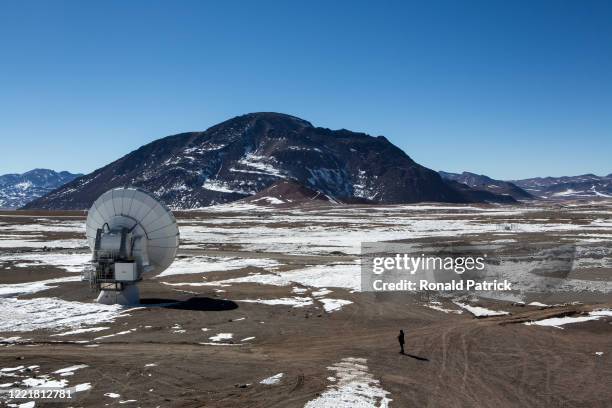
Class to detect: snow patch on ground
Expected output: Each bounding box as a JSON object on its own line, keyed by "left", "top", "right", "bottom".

{"left": 276, "top": 263, "right": 361, "bottom": 291}
{"left": 0, "top": 297, "right": 125, "bottom": 332}
{"left": 21, "top": 377, "right": 68, "bottom": 388}
{"left": 188, "top": 263, "right": 361, "bottom": 291}
{"left": 260, "top": 373, "right": 283, "bottom": 385}
{"left": 524, "top": 309, "right": 612, "bottom": 329}
{"left": 53, "top": 365, "right": 88, "bottom": 375}
{"left": 453, "top": 302, "right": 509, "bottom": 317}
{"left": 0, "top": 239, "right": 86, "bottom": 249}
{"left": 319, "top": 298, "right": 353, "bottom": 313}
{"left": 312, "top": 288, "right": 332, "bottom": 297}
{"left": 209, "top": 333, "right": 233, "bottom": 342}
{"left": 14, "top": 402, "right": 35, "bottom": 408}
{"left": 304, "top": 357, "right": 391, "bottom": 408}
{"left": 3, "top": 364, "right": 94, "bottom": 400}
{"left": 0, "top": 336, "right": 25, "bottom": 343}
{"left": 74, "top": 383, "right": 91, "bottom": 391}
{"left": 52, "top": 327, "right": 109, "bottom": 336}
{"left": 178, "top": 207, "right": 581, "bottom": 257}
{"left": 292, "top": 287, "right": 308, "bottom": 294}
{"left": 158, "top": 256, "right": 280, "bottom": 277}
{"left": 0, "top": 221, "right": 84, "bottom": 233}
{"left": 237, "top": 297, "right": 314, "bottom": 308}
{"left": 425, "top": 303, "right": 464, "bottom": 314}
{"left": 0, "top": 277, "right": 80, "bottom": 297}
{"left": 1, "top": 366, "right": 25, "bottom": 373}
{"left": 0, "top": 252, "right": 90, "bottom": 273}
{"left": 527, "top": 302, "right": 550, "bottom": 307}
{"left": 94, "top": 329, "right": 137, "bottom": 340}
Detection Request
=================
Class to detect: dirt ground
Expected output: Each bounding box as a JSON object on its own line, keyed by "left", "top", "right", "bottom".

{"left": 0, "top": 202, "right": 611, "bottom": 407}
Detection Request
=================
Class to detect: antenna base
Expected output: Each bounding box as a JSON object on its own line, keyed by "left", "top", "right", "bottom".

{"left": 96, "top": 284, "right": 140, "bottom": 305}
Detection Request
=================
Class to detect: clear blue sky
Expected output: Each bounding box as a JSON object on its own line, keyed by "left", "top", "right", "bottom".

{"left": 1, "top": 0, "right": 610, "bottom": 179}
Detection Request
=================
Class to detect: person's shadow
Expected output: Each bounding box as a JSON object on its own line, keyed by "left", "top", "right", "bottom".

{"left": 401, "top": 352, "right": 429, "bottom": 361}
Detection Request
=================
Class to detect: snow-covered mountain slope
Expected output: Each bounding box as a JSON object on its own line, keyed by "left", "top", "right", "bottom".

{"left": 0, "top": 169, "right": 82, "bottom": 208}
{"left": 512, "top": 174, "right": 612, "bottom": 199}
{"left": 25, "top": 113, "right": 511, "bottom": 210}
{"left": 439, "top": 171, "right": 534, "bottom": 200}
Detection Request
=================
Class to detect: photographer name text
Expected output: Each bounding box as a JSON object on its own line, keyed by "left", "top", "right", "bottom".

{"left": 371, "top": 279, "right": 512, "bottom": 292}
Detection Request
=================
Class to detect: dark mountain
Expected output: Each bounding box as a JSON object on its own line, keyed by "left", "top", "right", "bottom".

{"left": 439, "top": 171, "right": 533, "bottom": 200}
{"left": 0, "top": 169, "right": 82, "bottom": 209}
{"left": 25, "top": 113, "right": 514, "bottom": 210}
{"left": 512, "top": 174, "right": 612, "bottom": 199}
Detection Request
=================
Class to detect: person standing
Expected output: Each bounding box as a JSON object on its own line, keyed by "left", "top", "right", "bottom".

{"left": 398, "top": 329, "right": 405, "bottom": 354}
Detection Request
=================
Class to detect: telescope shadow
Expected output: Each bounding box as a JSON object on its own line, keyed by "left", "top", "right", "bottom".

{"left": 140, "top": 297, "right": 238, "bottom": 311}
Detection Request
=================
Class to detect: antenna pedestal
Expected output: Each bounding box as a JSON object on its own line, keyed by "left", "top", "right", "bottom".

{"left": 96, "top": 284, "right": 140, "bottom": 306}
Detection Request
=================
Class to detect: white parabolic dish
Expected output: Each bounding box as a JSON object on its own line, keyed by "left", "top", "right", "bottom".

{"left": 86, "top": 187, "right": 179, "bottom": 275}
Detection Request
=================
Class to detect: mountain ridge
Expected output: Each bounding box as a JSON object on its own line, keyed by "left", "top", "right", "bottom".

{"left": 25, "top": 113, "right": 519, "bottom": 209}
{"left": 439, "top": 171, "right": 533, "bottom": 200}
{"left": 511, "top": 173, "right": 612, "bottom": 199}
{"left": 0, "top": 169, "right": 82, "bottom": 208}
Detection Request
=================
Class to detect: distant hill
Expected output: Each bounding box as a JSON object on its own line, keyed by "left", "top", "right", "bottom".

{"left": 512, "top": 174, "right": 612, "bottom": 199}
{"left": 241, "top": 180, "right": 338, "bottom": 207}
{"left": 443, "top": 180, "right": 517, "bottom": 204}
{"left": 25, "top": 113, "right": 515, "bottom": 209}
{"left": 0, "top": 169, "right": 82, "bottom": 209}
{"left": 439, "top": 171, "right": 533, "bottom": 200}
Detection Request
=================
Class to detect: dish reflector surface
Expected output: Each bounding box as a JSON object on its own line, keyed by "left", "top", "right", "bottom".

{"left": 86, "top": 188, "right": 179, "bottom": 275}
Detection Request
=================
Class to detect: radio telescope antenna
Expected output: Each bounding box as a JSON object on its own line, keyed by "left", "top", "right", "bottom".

{"left": 82, "top": 187, "right": 179, "bottom": 305}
